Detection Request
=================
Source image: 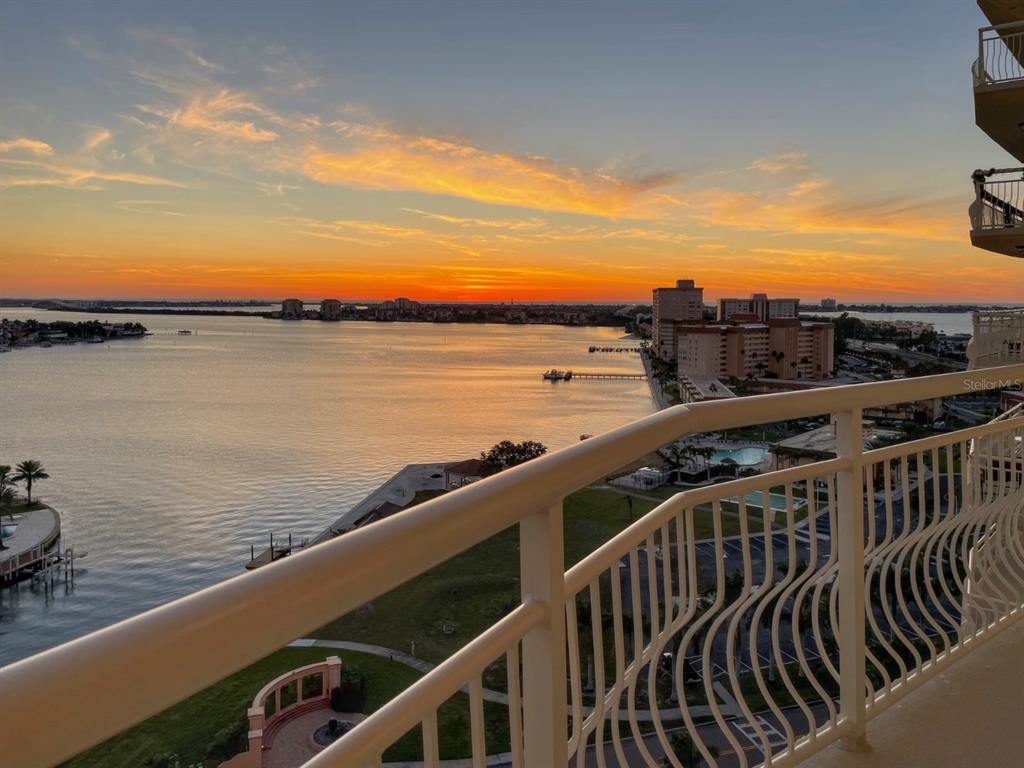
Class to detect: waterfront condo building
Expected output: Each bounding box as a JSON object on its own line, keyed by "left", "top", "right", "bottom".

{"left": 320, "top": 299, "right": 343, "bottom": 321}
{"left": 718, "top": 292, "right": 800, "bottom": 323}
{"left": 651, "top": 279, "right": 705, "bottom": 359}
{"left": 281, "top": 298, "right": 304, "bottom": 319}
{"left": 676, "top": 318, "right": 834, "bottom": 382}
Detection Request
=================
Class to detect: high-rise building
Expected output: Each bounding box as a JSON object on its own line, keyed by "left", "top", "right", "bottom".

{"left": 966, "top": 3, "right": 1024, "bottom": 367}
{"left": 651, "top": 279, "right": 705, "bottom": 359}
{"left": 821, "top": 298, "right": 838, "bottom": 311}
{"left": 718, "top": 293, "right": 799, "bottom": 323}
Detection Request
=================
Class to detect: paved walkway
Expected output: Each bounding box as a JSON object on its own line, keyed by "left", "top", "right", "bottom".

{"left": 0, "top": 505, "right": 60, "bottom": 577}
{"left": 311, "top": 463, "right": 449, "bottom": 545}
{"left": 288, "top": 638, "right": 509, "bottom": 704}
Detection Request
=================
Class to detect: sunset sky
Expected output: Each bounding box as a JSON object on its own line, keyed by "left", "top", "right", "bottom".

{"left": 1, "top": 1, "right": 1019, "bottom": 302}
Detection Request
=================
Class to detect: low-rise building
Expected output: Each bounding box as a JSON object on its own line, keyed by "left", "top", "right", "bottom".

{"left": 718, "top": 292, "right": 799, "bottom": 323}
{"left": 678, "top": 374, "right": 737, "bottom": 404}
{"left": 676, "top": 319, "right": 834, "bottom": 382}
{"left": 444, "top": 458, "right": 488, "bottom": 489}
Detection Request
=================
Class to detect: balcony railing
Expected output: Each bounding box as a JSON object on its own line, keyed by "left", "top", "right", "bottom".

{"left": 3, "top": 367, "right": 1024, "bottom": 768}
{"left": 970, "top": 167, "right": 1024, "bottom": 232}
{"left": 968, "top": 308, "right": 1024, "bottom": 368}
{"left": 974, "top": 22, "right": 1024, "bottom": 88}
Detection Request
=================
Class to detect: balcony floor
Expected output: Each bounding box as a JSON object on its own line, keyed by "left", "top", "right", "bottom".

{"left": 798, "top": 617, "right": 1024, "bottom": 768}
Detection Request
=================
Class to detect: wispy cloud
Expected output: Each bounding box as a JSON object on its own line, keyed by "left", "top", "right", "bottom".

{"left": 402, "top": 208, "right": 547, "bottom": 230}
{"left": 0, "top": 138, "right": 54, "bottom": 156}
{"left": 749, "top": 148, "right": 812, "bottom": 175}
{"left": 115, "top": 199, "right": 185, "bottom": 216}
{"left": 0, "top": 156, "right": 186, "bottom": 190}
{"left": 83, "top": 127, "right": 113, "bottom": 151}
{"left": 305, "top": 123, "right": 679, "bottom": 218}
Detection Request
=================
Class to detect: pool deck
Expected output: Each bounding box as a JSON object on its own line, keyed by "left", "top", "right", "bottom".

{"left": 0, "top": 505, "right": 61, "bottom": 580}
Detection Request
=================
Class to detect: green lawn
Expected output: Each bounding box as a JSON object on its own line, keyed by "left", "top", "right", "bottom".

{"left": 315, "top": 488, "right": 664, "bottom": 664}
{"left": 63, "top": 647, "right": 509, "bottom": 767}
{"left": 314, "top": 487, "right": 767, "bottom": 664}
{"left": 63, "top": 484, "right": 775, "bottom": 767}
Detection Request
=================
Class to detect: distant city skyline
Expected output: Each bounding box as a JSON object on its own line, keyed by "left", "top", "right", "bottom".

{"left": 2, "top": 1, "right": 1021, "bottom": 302}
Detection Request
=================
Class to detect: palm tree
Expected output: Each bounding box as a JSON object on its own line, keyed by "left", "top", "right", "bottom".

{"left": 666, "top": 730, "right": 719, "bottom": 767}
{"left": 0, "top": 464, "right": 11, "bottom": 503}
{"left": 13, "top": 460, "right": 49, "bottom": 507}
{"left": 699, "top": 447, "right": 716, "bottom": 480}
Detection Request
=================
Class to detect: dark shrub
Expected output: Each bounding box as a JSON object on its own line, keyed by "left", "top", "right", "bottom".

{"left": 206, "top": 715, "right": 248, "bottom": 762}
{"left": 330, "top": 669, "right": 366, "bottom": 712}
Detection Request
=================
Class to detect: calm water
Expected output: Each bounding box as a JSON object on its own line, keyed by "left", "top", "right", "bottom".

{"left": 0, "top": 310, "right": 654, "bottom": 665}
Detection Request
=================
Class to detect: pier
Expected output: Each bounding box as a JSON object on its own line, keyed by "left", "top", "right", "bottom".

{"left": 245, "top": 532, "right": 310, "bottom": 570}
{"left": 246, "top": 462, "right": 449, "bottom": 569}
{"left": 543, "top": 369, "right": 647, "bottom": 381}
{"left": 570, "top": 371, "right": 646, "bottom": 380}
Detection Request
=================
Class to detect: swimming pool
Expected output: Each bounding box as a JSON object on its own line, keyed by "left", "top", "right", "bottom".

{"left": 725, "top": 491, "right": 807, "bottom": 514}
{"left": 710, "top": 447, "right": 768, "bottom": 467}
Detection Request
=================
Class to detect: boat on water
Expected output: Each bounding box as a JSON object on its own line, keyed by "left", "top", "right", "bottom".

{"left": 39, "top": 341, "right": 52, "bottom": 348}
{"left": 178, "top": 329, "right": 192, "bottom": 335}
{"left": 87, "top": 336, "right": 104, "bottom": 344}
{"left": 542, "top": 369, "right": 573, "bottom": 381}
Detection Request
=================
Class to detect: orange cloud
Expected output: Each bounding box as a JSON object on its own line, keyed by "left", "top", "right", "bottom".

{"left": 0, "top": 138, "right": 54, "bottom": 156}
{"left": 693, "top": 184, "right": 961, "bottom": 242}
{"left": 304, "top": 129, "right": 677, "bottom": 218}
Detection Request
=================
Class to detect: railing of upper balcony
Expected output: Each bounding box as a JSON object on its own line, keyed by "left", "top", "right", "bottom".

{"left": 968, "top": 309, "right": 1024, "bottom": 368}
{"left": 970, "top": 167, "right": 1024, "bottom": 231}
{"left": 3, "top": 368, "right": 1024, "bottom": 768}
{"left": 974, "top": 22, "right": 1024, "bottom": 88}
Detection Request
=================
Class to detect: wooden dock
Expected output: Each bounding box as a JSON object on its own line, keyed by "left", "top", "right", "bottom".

{"left": 246, "top": 532, "right": 309, "bottom": 570}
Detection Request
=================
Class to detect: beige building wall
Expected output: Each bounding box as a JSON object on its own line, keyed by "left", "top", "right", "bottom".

{"left": 678, "top": 320, "right": 833, "bottom": 382}
{"left": 718, "top": 293, "right": 799, "bottom": 323}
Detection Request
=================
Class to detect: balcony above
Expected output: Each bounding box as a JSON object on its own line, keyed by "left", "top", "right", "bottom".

{"left": 979, "top": 0, "right": 1024, "bottom": 28}
{"left": 974, "top": 23, "right": 1024, "bottom": 162}
{"left": 969, "top": 167, "right": 1024, "bottom": 256}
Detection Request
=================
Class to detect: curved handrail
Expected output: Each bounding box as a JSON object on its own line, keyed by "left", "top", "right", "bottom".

{"left": 4, "top": 365, "right": 1024, "bottom": 768}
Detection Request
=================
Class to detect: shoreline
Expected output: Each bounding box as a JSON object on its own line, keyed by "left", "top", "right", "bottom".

{"left": 247, "top": 463, "right": 450, "bottom": 569}
{"left": 640, "top": 351, "right": 675, "bottom": 410}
